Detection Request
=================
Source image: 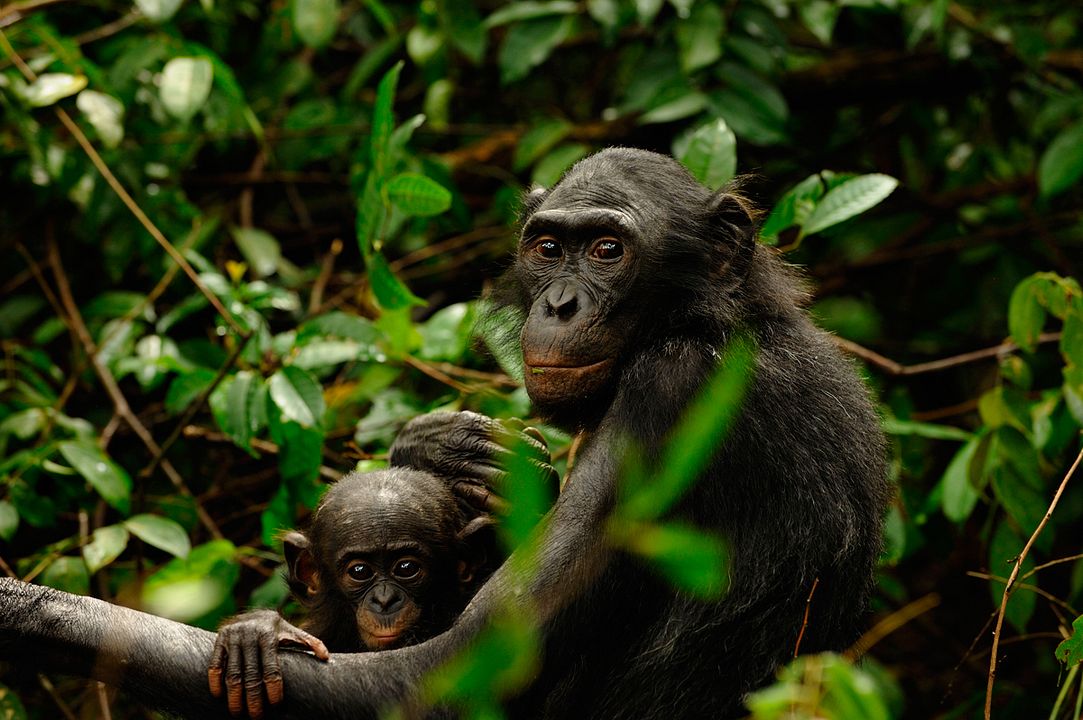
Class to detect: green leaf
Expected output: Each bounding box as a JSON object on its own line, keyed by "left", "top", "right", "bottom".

{"left": 514, "top": 119, "right": 572, "bottom": 171}
{"left": 883, "top": 418, "right": 973, "bottom": 442}
{"left": 991, "top": 462, "right": 1046, "bottom": 537}
{"left": 82, "top": 525, "right": 130, "bottom": 574}
{"left": 531, "top": 143, "right": 590, "bottom": 187}
{"left": 1056, "top": 615, "right": 1083, "bottom": 667}
{"left": 0, "top": 682, "right": 29, "bottom": 720}
{"left": 443, "top": 0, "right": 488, "bottom": 63}
{"left": 57, "top": 440, "right": 132, "bottom": 514}
{"left": 1008, "top": 276, "right": 1046, "bottom": 353}
{"left": 418, "top": 302, "right": 475, "bottom": 362}
{"left": 292, "top": 340, "right": 372, "bottom": 369}
{"left": 165, "top": 368, "right": 217, "bottom": 415}
{"left": 387, "top": 173, "right": 453, "bottom": 216}
{"left": 485, "top": 1, "right": 578, "bottom": 27}
{"left": 40, "top": 556, "right": 90, "bottom": 595}
{"left": 1038, "top": 121, "right": 1083, "bottom": 198}
{"left": 268, "top": 366, "right": 326, "bottom": 429}
{"left": 367, "top": 251, "right": 426, "bottom": 310}
{"left": 159, "top": 57, "right": 214, "bottom": 122}
{"left": 135, "top": 0, "right": 184, "bottom": 22}
{"left": 293, "top": 0, "right": 340, "bottom": 49}
{"left": 800, "top": 173, "right": 898, "bottom": 238}
{"left": 674, "top": 2, "right": 723, "bottom": 74}
{"left": 126, "top": 514, "right": 192, "bottom": 558}
{"left": 677, "top": 118, "right": 736, "bottom": 190}
{"left": 0, "top": 501, "right": 18, "bottom": 541}
{"left": 76, "top": 90, "right": 124, "bottom": 148}
{"left": 143, "top": 540, "right": 238, "bottom": 623}
{"left": 370, "top": 61, "right": 404, "bottom": 177}
{"left": 940, "top": 435, "right": 982, "bottom": 523}
{"left": 275, "top": 422, "right": 325, "bottom": 502}
{"left": 209, "top": 371, "right": 267, "bottom": 452}
{"left": 639, "top": 91, "right": 709, "bottom": 124}
{"left": 355, "top": 171, "right": 384, "bottom": 255}
{"left": 621, "top": 522, "right": 728, "bottom": 598}
{"left": 989, "top": 520, "right": 1035, "bottom": 633}
{"left": 760, "top": 173, "right": 825, "bottom": 243}
{"left": 231, "top": 226, "right": 282, "bottom": 278}
{"left": 499, "top": 16, "right": 574, "bottom": 84}
{"left": 24, "top": 74, "right": 88, "bottom": 107}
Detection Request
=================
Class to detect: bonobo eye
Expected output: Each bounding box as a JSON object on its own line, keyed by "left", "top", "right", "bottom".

{"left": 590, "top": 238, "right": 624, "bottom": 261}
{"left": 393, "top": 559, "right": 423, "bottom": 579}
{"left": 533, "top": 236, "right": 563, "bottom": 260}
{"left": 346, "top": 562, "right": 374, "bottom": 583}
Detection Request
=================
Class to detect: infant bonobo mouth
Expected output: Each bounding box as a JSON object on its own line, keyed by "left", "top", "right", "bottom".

{"left": 364, "top": 631, "right": 404, "bottom": 650}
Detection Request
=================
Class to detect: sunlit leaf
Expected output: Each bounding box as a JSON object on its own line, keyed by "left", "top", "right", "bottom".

{"left": 57, "top": 440, "right": 132, "bottom": 514}
{"left": 76, "top": 90, "right": 124, "bottom": 148}
{"left": 268, "top": 366, "right": 326, "bottom": 429}
{"left": 82, "top": 525, "right": 130, "bottom": 574}
{"left": 370, "top": 61, "right": 403, "bottom": 176}
{"left": 231, "top": 226, "right": 281, "bottom": 278}
{"left": 940, "top": 435, "right": 982, "bottom": 523}
{"left": 126, "top": 514, "right": 191, "bottom": 558}
{"left": 1038, "top": 121, "right": 1083, "bottom": 198}
{"left": 0, "top": 501, "right": 18, "bottom": 541}
{"left": 159, "top": 57, "right": 214, "bottom": 122}
{"left": 135, "top": 0, "right": 184, "bottom": 22}
{"left": 675, "top": 2, "right": 723, "bottom": 73}
{"left": 800, "top": 173, "right": 898, "bottom": 238}
{"left": 40, "top": 556, "right": 90, "bottom": 595}
{"left": 677, "top": 118, "right": 737, "bottom": 190}
{"left": 209, "top": 371, "right": 267, "bottom": 452}
{"left": 24, "top": 74, "right": 87, "bottom": 107}
{"left": 485, "top": 1, "right": 578, "bottom": 27}
{"left": 760, "top": 173, "right": 825, "bottom": 244}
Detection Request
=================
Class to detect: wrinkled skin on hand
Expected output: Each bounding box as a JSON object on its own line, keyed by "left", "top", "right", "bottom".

{"left": 208, "top": 609, "right": 329, "bottom": 719}
{"left": 389, "top": 410, "right": 559, "bottom": 514}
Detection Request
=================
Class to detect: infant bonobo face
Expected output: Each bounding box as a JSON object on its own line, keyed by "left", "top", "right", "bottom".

{"left": 287, "top": 468, "right": 492, "bottom": 651}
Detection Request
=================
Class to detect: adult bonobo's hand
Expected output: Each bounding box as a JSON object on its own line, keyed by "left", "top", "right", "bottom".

{"left": 208, "top": 609, "right": 329, "bottom": 719}
{"left": 389, "top": 410, "right": 558, "bottom": 514}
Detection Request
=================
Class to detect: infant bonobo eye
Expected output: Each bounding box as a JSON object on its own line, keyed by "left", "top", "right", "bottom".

{"left": 346, "top": 562, "right": 374, "bottom": 583}
{"left": 392, "top": 559, "right": 423, "bottom": 580}
{"left": 534, "top": 236, "right": 563, "bottom": 260}
{"left": 590, "top": 238, "right": 623, "bottom": 261}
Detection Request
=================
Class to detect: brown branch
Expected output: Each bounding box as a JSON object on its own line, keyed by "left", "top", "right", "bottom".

{"left": 967, "top": 571, "right": 1079, "bottom": 617}
{"left": 0, "top": 29, "right": 243, "bottom": 336}
{"left": 180, "top": 426, "right": 342, "bottom": 481}
{"left": 44, "top": 233, "right": 224, "bottom": 541}
{"left": 985, "top": 447, "right": 1083, "bottom": 720}
{"left": 835, "top": 332, "right": 1062, "bottom": 377}
{"left": 793, "top": 577, "right": 820, "bottom": 658}
{"left": 427, "top": 362, "right": 518, "bottom": 388}
{"left": 846, "top": 592, "right": 941, "bottom": 660}
{"left": 403, "top": 355, "right": 473, "bottom": 394}
{"left": 0, "top": 0, "right": 65, "bottom": 27}
{"left": 308, "top": 238, "right": 343, "bottom": 315}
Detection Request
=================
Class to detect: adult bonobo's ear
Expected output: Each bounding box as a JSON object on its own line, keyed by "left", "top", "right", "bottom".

{"left": 283, "top": 530, "right": 319, "bottom": 603}
{"left": 711, "top": 191, "right": 757, "bottom": 291}
{"left": 519, "top": 185, "right": 548, "bottom": 222}
{"left": 456, "top": 515, "right": 498, "bottom": 586}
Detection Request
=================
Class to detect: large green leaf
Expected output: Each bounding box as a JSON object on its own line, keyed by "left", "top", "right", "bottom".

{"left": 159, "top": 57, "right": 214, "bottom": 122}
{"left": 367, "top": 251, "right": 426, "bottom": 311}
{"left": 800, "top": 173, "right": 898, "bottom": 238}
{"left": 268, "top": 366, "right": 326, "bottom": 429}
{"left": 82, "top": 524, "right": 130, "bottom": 574}
{"left": 370, "top": 61, "right": 404, "bottom": 176}
{"left": 677, "top": 118, "right": 737, "bottom": 190}
{"left": 57, "top": 440, "right": 132, "bottom": 514}
{"left": 134, "top": 0, "right": 184, "bottom": 22}
{"left": 939, "top": 435, "right": 982, "bottom": 523}
{"left": 24, "top": 74, "right": 88, "bottom": 107}
{"left": 126, "top": 514, "right": 192, "bottom": 559}
{"left": 231, "top": 227, "right": 281, "bottom": 278}
{"left": 498, "top": 16, "right": 574, "bottom": 84}
{"left": 621, "top": 522, "right": 728, "bottom": 598}
{"left": 209, "top": 371, "right": 267, "bottom": 452}
{"left": 387, "top": 173, "right": 452, "bottom": 216}
{"left": 76, "top": 90, "right": 125, "bottom": 148}
{"left": 674, "top": 2, "right": 723, "bottom": 74}
{"left": 1038, "top": 121, "right": 1083, "bottom": 198}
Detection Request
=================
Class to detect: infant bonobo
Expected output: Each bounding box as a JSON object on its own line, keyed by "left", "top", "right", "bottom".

{"left": 207, "top": 467, "right": 497, "bottom": 718}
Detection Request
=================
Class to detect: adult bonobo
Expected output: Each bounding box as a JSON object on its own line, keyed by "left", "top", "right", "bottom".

{"left": 0, "top": 148, "right": 890, "bottom": 719}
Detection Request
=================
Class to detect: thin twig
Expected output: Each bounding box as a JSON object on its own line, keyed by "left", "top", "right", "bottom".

{"left": 45, "top": 233, "right": 225, "bottom": 541}
{"left": 846, "top": 592, "right": 941, "bottom": 660}
{"left": 309, "top": 239, "right": 343, "bottom": 315}
{"left": 793, "top": 577, "right": 820, "bottom": 658}
{"left": 985, "top": 447, "right": 1083, "bottom": 719}
{"left": 0, "top": 29, "right": 243, "bottom": 336}
{"left": 36, "top": 674, "right": 78, "bottom": 720}
{"left": 967, "top": 571, "right": 1079, "bottom": 617}
{"left": 403, "top": 355, "right": 473, "bottom": 393}
{"left": 835, "top": 332, "right": 1062, "bottom": 377}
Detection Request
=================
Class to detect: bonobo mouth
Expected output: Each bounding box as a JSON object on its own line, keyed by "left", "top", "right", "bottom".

{"left": 525, "top": 357, "right": 614, "bottom": 374}
{"left": 364, "top": 632, "right": 403, "bottom": 650}
{"left": 522, "top": 356, "right": 617, "bottom": 409}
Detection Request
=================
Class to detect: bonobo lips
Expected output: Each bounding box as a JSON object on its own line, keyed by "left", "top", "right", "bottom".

{"left": 365, "top": 631, "right": 402, "bottom": 649}
{"left": 522, "top": 355, "right": 616, "bottom": 407}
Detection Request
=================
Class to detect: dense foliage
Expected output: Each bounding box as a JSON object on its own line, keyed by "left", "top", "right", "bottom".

{"left": 0, "top": 0, "right": 1081, "bottom": 717}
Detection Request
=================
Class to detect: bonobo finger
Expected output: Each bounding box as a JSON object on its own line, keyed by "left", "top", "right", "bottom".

{"left": 208, "top": 637, "right": 227, "bottom": 697}
{"left": 225, "top": 637, "right": 245, "bottom": 716}
{"left": 278, "top": 625, "right": 330, "bottom": 662}
{"left": 243, "top": 644, "right": 266, "bottom": 719}
{"left": 259, "top": 634, "right": 284, "bottom": 707}
{"left": 455, "top": 481, "right": 510, "bottom": 514}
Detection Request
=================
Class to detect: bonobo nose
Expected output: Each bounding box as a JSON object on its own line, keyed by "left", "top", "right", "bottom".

{"left": 368, "top": 584, "right": 403, "bottom": 613}
{"left": 544, "top": 280, "right": 581, "bottom": 319}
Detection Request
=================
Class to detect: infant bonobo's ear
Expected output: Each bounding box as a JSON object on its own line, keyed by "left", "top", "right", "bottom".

{"left": 283, "top": 530, "right": 319, "bottom": 603}
{"left": 710, "top": 191, "right": 757, "bottom": 291}
{"left": 456, "top": 515, "right": 498, "bottom": 586}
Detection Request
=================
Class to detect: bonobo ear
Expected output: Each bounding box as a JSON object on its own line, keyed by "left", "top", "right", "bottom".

{"left": 283, "top": 531, "right": 319, "bottom": 603}
{"left": 456, "top": 515, "right": 498, "bottom": 585}
{"left": 519, "top": 185, "right": 548, "bottom": 223}
{"left": 711, "top": 192, "right": 757, "bottom": 290}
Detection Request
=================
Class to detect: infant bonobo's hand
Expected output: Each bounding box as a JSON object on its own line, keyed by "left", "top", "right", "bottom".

{"left": 208, "top": 609, "right": 329, "bottom": 719}
{"left": 389, "top": 410, "right": 558, "bottom": 514}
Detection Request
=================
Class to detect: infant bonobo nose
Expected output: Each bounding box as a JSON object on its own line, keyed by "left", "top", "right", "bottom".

{"left": 369, "top": 584, "right": 403, "bottom": 612}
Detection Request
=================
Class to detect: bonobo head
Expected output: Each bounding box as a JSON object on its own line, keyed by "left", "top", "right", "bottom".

{"left": 284, "top": 468, "right": 493, "bottom": 651}
{"left": 501, "top": 147, "right": 758, "bottom": 427}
